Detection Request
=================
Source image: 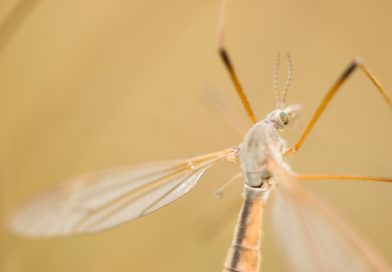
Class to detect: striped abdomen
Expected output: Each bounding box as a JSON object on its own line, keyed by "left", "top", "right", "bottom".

{"left": 223, "top": 185, "right": 268, "bottom": 272}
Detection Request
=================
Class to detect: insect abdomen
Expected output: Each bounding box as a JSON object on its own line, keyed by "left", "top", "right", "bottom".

{"left": 223, "top": 185, "right": 266, "bottom": 272}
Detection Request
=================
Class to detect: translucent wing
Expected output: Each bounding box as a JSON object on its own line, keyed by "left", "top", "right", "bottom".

{"left": 10, "top": 149, "right": 235, "bottom": 237}
{"left": 270, "top": 163, "right": 392, "bottom": 272}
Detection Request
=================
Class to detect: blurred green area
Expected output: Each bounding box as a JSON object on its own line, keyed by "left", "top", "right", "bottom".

{"left": 1, "top": 0, "right": 392, "bottom": 271}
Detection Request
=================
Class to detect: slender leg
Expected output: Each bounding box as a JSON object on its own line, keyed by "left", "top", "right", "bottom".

{"left": 218, "top": 0, "right": 257, "bottom": 124}
{"left": 286, "top": 59, "right": 392, "bottom": 156}
{"left": 295, "top": 173, "right": 392, "bottom": 183}
{"left": 268, "top": 157, "right": 392, "bottom": 184}
{"left": 215, "top": 172, "right": 242, "bottom": 198}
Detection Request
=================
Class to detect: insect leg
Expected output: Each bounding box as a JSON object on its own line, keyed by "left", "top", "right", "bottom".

{"left": 218, "top": 0, "right": 257, "bottom": 124}
{"left": 286, "top": 59, "right": 392, "bottom": 156}
{"left": 295, "top": 173, "right": 392, "bottom": 183}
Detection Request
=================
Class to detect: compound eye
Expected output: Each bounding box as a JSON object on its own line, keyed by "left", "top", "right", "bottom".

{"left": 279, "top": 111, "right": 289, "bottom": 126}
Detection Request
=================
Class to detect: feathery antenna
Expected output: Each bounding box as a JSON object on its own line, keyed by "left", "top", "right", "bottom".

{"left": 273, "top": 52, "right": 281, "bottom": 108}
{"left": 281, "top": 53, "right": 293, "bottom": 107}
{"left": 274, "top": 52, "right": 293, "bottom": 109}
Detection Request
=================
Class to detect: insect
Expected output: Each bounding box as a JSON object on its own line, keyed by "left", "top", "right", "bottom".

{"left": 9, "top": 0, "right": 392, "bottom": 271}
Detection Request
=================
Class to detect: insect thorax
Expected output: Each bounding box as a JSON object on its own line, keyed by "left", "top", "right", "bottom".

{"left": 239, "top": 120, "right": 286, "bottom": 188}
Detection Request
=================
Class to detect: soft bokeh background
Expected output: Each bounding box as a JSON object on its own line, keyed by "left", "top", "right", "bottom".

{"left": 1, "top": 0, "right": 392, "bottom": 271}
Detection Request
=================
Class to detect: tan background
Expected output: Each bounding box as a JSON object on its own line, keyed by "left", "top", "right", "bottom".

{"left": 1, "top": 0, "right": 392, "bottom": 271}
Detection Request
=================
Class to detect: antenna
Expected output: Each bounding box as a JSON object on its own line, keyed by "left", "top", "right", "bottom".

{"left": 274, "top": 52, "right": 293, "bottom": 109}
{"left": 281, "top": 53, "right": 293, "bottom": 107}
{"left": 273, "top": 52, "right": 281, "bottom": 108}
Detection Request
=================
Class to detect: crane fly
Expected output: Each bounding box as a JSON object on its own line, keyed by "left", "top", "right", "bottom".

{"left": 9, "top": 0, "right": 392, "bottom": 271}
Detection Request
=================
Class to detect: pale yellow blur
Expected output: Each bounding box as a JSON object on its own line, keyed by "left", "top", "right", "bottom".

{"left": 1, "top": 0, "right": 392, "bottom": 271}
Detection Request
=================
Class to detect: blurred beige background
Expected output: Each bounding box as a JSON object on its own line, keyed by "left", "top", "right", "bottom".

{"left": 1, "top": 0, "right": 392, "bottom": 271}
